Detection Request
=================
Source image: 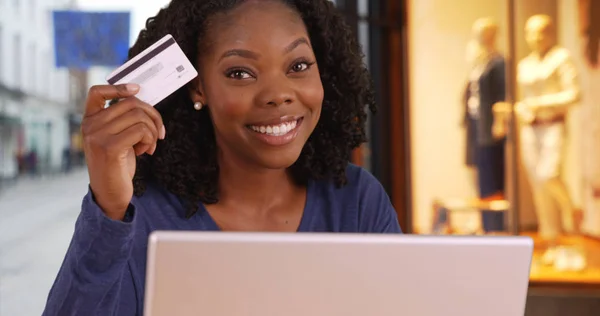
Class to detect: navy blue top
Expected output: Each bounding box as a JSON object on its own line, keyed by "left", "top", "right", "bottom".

{"left": 463, "top": 55, "right": 506, "bottom": 146}
{"left": 42, "top": 164, "right": 401, "bottom": 316}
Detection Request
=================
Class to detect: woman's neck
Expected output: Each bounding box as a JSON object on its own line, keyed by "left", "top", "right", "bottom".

{"left": 216, "top": 151, "right": 299, "bottom": 214}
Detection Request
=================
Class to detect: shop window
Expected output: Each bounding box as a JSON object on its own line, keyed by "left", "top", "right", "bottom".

{"left": 405, "top": 0, "right": 600, "bottom": 286}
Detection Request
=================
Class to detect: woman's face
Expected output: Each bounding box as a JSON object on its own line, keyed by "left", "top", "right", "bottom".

{"left": 194, "top": 1, "right": 324, "bottom": 170}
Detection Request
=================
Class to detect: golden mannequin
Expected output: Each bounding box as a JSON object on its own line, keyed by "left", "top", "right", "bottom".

{"left": 494, "top": 15, "right": 584, "bottom": 271}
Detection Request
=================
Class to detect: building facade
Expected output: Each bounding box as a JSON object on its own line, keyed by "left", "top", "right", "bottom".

{"left": 0, "top": 0, "right": 78, "bottom": 183}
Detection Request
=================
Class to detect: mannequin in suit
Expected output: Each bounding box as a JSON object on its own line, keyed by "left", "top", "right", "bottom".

{"left": 516, "top": 15, "right": 583, "bottom": 270}
{"left": 463, "top": 18, "right": 506, "bottom": 232}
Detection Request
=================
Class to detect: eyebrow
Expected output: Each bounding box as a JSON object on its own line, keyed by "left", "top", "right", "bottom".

{"left": 219, "top": 49, "right": 260, "bottom": 61}
{"left": 284, "top": 37, "right": 310, "bottom": 54}
{"left": 219, "top": 37, "right": 311, "bottom": 61}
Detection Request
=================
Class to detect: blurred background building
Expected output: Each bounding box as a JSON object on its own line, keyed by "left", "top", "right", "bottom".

{"left": 0, "top": 0, "right": 75, "bottom": 187}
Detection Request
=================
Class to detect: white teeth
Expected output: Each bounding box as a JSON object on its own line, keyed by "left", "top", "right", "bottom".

{"left": 250, "top": 120, "right": 298, "bottom": 136}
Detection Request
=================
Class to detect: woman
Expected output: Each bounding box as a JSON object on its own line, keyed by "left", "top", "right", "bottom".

{"left": 42, "top": 0, "right": 401, "bottom": 315}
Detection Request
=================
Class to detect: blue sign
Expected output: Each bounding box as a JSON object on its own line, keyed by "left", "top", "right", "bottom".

{"left": 53, "top": 11, "right": 131, "bottom": 69}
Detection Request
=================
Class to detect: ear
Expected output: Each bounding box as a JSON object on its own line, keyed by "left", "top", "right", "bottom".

{"left": 188, "top": 77, "right": 206, "bottom": 105}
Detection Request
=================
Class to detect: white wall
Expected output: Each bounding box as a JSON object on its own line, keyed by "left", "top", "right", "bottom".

{"left": 0, "top": 0, "right": 70, "bottom": 103}
{"left": 556, "top": 0, "right": 582, "bottom": 217}
{"left": 407, "top": 0, "right": 509, "bottom": 233}
{"left": 0, "top": 0, "right": 73, "bottom": 175}
{"left": 558, "top": 0, "right": 600, "bottom": 236}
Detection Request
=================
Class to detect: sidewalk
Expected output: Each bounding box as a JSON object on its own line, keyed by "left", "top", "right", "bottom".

{"left": 0, "top": 168, "right": 90, "bottom": 316}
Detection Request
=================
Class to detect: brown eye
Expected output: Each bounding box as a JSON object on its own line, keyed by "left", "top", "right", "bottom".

{"left": 226, "top": 69, "right": 253, "bottom": 80}
{"left": 290, "top": 62, "right": 310, "bottom": 73}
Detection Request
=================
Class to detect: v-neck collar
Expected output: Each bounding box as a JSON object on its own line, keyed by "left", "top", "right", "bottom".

{"left": 194, "top": 180, "right": 315, "bottom": 232}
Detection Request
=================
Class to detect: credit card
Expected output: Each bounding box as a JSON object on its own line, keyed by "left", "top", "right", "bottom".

{"left": 106, "top": 34, "right": 198, "bottom": 106}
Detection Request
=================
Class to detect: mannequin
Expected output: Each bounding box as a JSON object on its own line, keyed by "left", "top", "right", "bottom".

{"left": 463, "top": 18, "right": 506, "bottom": 232}
{"left": 515, "top": 15, "right": 584, "bottom": 269}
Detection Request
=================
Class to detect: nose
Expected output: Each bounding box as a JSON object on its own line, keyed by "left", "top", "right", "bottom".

{"left": 257, "top": 76, "right": 294, "bottom": 107}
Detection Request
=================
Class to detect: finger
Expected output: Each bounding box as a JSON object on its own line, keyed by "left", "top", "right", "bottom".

{"left": 134, "top": 141, "right": 157, "bottom": 156}
{"left": 132, "top": 129, "right": 158, "bottom": 156}
{"left": 93, "top": 97, "right": 165, "bottom": 139}
{"left": 102, "top": 107, "right": 159, "bottom": 142}
{"left": 141, "top": 138, "right": 158, "bottom": 156}
{"left": 108, "top": 122, "right": 156, "bottom": 157}
{"left": 85, "top": 84, "right": 140, "bottom": 117}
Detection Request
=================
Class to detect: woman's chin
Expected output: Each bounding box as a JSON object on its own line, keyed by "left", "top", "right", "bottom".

{"left": 255, "top": 150, "right": 303, "bottom": 171}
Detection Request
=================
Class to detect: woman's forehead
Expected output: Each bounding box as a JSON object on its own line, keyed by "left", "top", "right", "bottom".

{"left": 209, "top": 0, "right": 302, "bottom": 32}
{"left": 204, "top": 3, "right": 307, "bottom": 51}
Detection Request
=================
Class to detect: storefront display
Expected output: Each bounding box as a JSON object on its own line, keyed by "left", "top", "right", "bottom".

{"left": 463, "top": 17, "right": 507, "bottom": 233}
{"left": 515, "top": 14, "right": 585, "bottom": 271}
{"left": 406, "top": 0, "right": 600, "bottom": 286}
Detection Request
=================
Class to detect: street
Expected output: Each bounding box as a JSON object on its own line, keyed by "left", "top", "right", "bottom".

{"left": 0, "top": 170, "right": 90, "bottom": 316}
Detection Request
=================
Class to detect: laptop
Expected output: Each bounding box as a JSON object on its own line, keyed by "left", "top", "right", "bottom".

{"left": 144, "top": 232, "right": 533, "bottom": 316}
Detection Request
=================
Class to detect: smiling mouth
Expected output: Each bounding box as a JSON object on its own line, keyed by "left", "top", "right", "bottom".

{"left": 247, "top": 118, "right": 303, "bottom": 137}
{"left": 245, "top": 117, "right": 304, "bottom": 146}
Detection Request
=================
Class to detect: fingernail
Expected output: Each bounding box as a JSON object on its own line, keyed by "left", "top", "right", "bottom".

{"left": 160, "top": 126, "right": 166, "bottom": 139}
{"left": 126, "top": 84, "right": 140, "bottom": 92}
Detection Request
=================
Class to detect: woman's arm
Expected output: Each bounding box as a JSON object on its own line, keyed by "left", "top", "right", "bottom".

{"left": 42, "top": 190, "right": 139, "bottom": 316}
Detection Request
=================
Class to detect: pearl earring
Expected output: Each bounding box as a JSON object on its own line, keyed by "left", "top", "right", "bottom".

{"left": 193, "top": 101, "right": 203, "bottom": 111}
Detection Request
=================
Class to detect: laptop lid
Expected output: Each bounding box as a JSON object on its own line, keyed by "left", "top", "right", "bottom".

{"left": 144, "top": 232, "right": 533, "bottom": 316}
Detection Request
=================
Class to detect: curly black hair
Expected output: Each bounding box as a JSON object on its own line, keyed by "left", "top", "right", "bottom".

{"left": 129, "top": 0, "right": 375, "bottom": 218}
